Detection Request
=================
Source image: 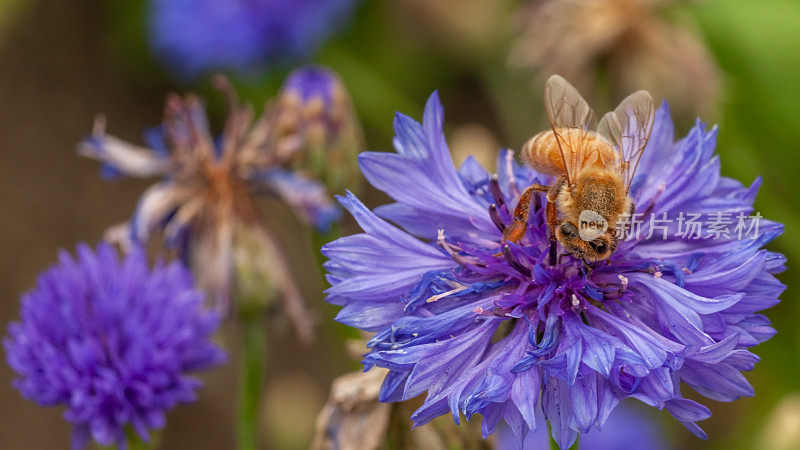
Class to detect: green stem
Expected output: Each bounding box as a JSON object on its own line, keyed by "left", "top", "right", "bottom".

{"left": 238, "top": 313, "right": 267, "bottom": 450}
{"left": 116, "top": 427, "right": 158, "bottom": 450}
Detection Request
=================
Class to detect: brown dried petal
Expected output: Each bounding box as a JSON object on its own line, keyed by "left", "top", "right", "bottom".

{"left": 311, "top": 369, "right": 391, "bottom": 450}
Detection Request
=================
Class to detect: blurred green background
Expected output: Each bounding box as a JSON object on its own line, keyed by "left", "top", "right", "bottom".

{"left": 0, "top": 0, "right": 797, "bottom": 449}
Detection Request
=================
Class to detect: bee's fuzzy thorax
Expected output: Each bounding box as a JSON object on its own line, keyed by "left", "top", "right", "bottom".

{"left": 554, "top": 167, "right": 627, "bottom": 225}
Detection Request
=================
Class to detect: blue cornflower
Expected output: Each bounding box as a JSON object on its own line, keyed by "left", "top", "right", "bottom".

{"left": 578, "top": 402, "right": 665, "bottom": 450}
{"left": 282, "top": 66, "right": 343, "bottom": 107}
{"left": 276, "top": 66, "right": 363, "bottom": 194}
{"left": 148, "top": 0, "right": 360, "bottom": 80}
{"left": 79, "top": 79, "right": 339, "bottom": 325}
{"left": 4, "top": 243, "right": 225, "bottom": 449}
{"left": 496, "top": 401, "right": 665, "bottom": 449}
{"left": 323, "top": 93, "right": 785, "bottom": 448}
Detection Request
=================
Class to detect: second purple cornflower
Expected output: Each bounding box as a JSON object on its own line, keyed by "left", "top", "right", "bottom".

{"left": 4, "top": 243, "right": 224, "bottom": 449}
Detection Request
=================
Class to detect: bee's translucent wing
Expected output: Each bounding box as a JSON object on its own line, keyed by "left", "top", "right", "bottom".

{"left": 543, "top": 75, "right": 597, "bottom": 189}
{"left": 597, "top": 90, "right": 655, "bottom": 193}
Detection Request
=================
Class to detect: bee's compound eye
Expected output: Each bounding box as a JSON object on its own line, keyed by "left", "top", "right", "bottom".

{"left": 560, "top": 223, "right": 578, "bottom": 238}
{"left": 589, "top": 239, "right": 607, "bottom": 254}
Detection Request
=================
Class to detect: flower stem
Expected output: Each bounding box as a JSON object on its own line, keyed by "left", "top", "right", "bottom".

{"left": 120, "top": 427, "right": 159, "bottom": 450}
{"left": 238, "top": 312, "right": 267, "bottom": 450}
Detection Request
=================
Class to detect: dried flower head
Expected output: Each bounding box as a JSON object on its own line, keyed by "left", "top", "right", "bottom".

{"left": 311, "top": 368, "right": 391, "bottom": 450}
{"left": 511, "top": 0, "right": 719, "bottom": 120}
{"left": 323, "top": 93, "right": 783, "bottom": 448}
{"left": 391, "top": 0, "right": 515, "bottom": 58}
{"left": 4, "top": 243, "right": 225, "bottom": 449}
{"left": 80, "top": 78, "right": 338, "bottom": 337}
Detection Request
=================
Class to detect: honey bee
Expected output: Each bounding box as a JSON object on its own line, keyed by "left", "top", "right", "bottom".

{"left": 504, "top": 75, "right": 655, "bottom": 265}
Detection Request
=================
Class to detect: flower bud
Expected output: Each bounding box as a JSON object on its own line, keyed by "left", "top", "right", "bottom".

{"left": 276, "top": 66, "right": 363, "bottom": 195}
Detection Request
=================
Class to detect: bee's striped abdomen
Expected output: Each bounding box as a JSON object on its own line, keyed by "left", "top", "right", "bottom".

{"left": 521, "top": 130, "right": 568, "bottom": 176}
{"left": 521, "top": 128, "right": 616, "bottom": 177}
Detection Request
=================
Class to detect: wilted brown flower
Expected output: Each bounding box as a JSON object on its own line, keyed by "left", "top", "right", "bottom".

{"left": 392, "top": 0, "right": 516, "bottom": 58}
{"left": 79, "top": 76, "right": 348, "bottom": 340}
{"left": 312, "top": 368, "right": 392, "bottom": 450}
{"left": 511, "top": 0, "right": 719, "bottom": 119}
{"left": 312, "top": 338, "right": 489, "bottom": 450}
{"left": 758, "top": 394, "right": 800, "bottom": 450}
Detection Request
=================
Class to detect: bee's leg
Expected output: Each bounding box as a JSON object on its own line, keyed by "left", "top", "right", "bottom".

{"left": 547, "top": 176, "right": 567, "bottom": 206}
{"left": 547, "top": 202, "right": 558, "bottom": 266}
{"left": 626, "top": 201, "right": 636, "bottom": 238}
{"left": 503, "top": 183, "right": 549, "bottom": 243}
{"left": 513, "top": 183, "right": 549, "bottom": 221}
{"left": 581, "top": 258, "right": 593, "bottom": 272}
{"left": 546, "top": 176, "right": 567, "bottom": 266}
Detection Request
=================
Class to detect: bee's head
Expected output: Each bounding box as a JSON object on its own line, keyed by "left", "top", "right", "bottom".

{"left": 555, "top": 222, "right": 617, "bottom": 261}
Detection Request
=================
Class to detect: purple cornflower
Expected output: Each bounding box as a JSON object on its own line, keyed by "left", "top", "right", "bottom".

{"left": 148, "top": 0, "right": 360, "bottom": 80}
{"left": 4, "top": 243, "right": 225, "bottom": 449}
{"left": 79, "top": 79, "right": 338, "bottom": 330}
{"left": 323, "top": 93, "right": 785, "bottom": 448}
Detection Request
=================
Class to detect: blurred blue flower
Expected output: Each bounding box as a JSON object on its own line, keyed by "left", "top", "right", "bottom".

{"left": 578, "top": 403, "right": 665, "bottom": 450}
{"left": 495, "top": 401, "right": 665, "bottom": 449}
{"left": 323, "top": 93, "right": 784, "bottom": 448}
{"left": 276, "top": 66, "right": 363, "bottom": 194}
{"left": 148, "top": 0, "right": 359, "bottom": 79}
{"left": 80, "top": 80, "right": 338, "bottom": 326}
{"left": 282, "top": 65, "right": 343, "bottom": 107}
{"left": 4, "top": 243, "right": 225, "bottom": 449}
